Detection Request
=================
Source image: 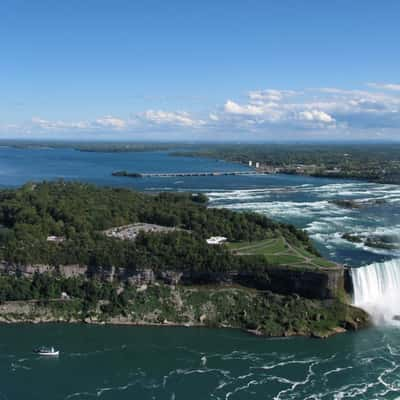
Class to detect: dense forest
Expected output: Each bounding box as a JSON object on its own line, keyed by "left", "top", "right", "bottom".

{"left": 0, "top": 181, "right": 316, "bottom": 272}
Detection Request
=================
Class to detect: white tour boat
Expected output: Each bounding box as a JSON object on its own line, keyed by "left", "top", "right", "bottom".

{"left": 33, "top": 346, "right": 60, "bottom": 356}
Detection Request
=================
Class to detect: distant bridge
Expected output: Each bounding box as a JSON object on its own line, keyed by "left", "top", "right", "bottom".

{"left": 140, "top": 171, "right": 268, "bottom": 178}
{"left": 112, "top": 170, "right": 271, "bottom": 179}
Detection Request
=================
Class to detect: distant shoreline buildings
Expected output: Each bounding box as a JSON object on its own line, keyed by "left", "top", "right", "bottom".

{"left": 248, "top": 160, "right": 261, "bottom": 169}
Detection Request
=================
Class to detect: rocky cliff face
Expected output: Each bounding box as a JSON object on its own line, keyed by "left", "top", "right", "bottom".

{"left": 241, "top": 266, "right": 345, "bottom": 299}
{"left": 0, "top": 262, "right": 87, "bottom": 278}
{"left": 0, "top": 261, "right": 346, "bottom": 300}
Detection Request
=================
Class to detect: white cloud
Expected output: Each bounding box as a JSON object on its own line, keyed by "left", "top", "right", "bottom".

{"left": 32, "top": 116, "right": 127, "bottom": 131}
{"left": 219, "top": 84, "right": 400, "bottom": 132}
{"left": 298, "top": 110, "right": 335, "bottom": 123}
{"left": 6, "top": 83, "right": 400, "bottom": 140}
{"left": 141, "top": 110, "right": 204, "bottom": 127}
{"left": 223, "top": 95, "right": 335, "bottom": 127}
{"left": 224, "top": 100, "right": 265, "bottom": 116}
{"left": 224, "top": 100, "right": 284, "bottom": 122}
{"left": 248, "top": 89, "right": 296, "bottom": 103}
{"left": 367, "top": 82, "right": 400, "bottom": 91}
{"left": 95, "top": 115, "right": 126, "bottom": 129}
{"left": 209, "top": 113, "right": 219, "bottom": 121}
{"left": 31, "top": 117, "right": 90, "bottom": 130}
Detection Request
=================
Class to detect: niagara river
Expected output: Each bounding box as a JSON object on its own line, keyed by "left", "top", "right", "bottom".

{"left": 1, "top": 146, "right": 400, "bottom": 399}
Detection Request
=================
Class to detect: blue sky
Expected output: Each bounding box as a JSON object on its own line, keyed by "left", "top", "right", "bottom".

{"left": 1, "top": 0, "right": 400, "bottom": 141}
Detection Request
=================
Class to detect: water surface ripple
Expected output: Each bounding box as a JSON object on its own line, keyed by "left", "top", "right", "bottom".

{"left": 2, "top": 325, "right": 400, "bottom": 399}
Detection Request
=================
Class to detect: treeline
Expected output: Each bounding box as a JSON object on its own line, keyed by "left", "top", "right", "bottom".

{"left": 172, "top": 143, "right": 400, "bottom": 184}
{"left": 0, "top": 181, "right": 276, "bottom": 240}
{"left": 2, "top": 230, "right": 267, "bottom": 273}
{"left": 172, "top": 143, "right": 400, "bottom": 167}
{"left": 0, "top": 274, "right": 130, "bottom": 315}
{"left": 0, "top": 273, "right": 112, "bottom": 302}
{"left": 0, "top": 181, "right": 316, "bottom": 270}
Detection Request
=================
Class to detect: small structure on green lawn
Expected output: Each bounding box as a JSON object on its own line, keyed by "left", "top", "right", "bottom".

{"left": 46, "top": 235, "right": 65, "bottom": 243}
{"left": 206, "top": 236, "right": 227, "bottom": 245}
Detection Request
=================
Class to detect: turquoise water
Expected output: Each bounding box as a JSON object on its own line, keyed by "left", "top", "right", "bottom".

{"left": 2, "top": 324, "right": 400, "bottom": 399}
{"left": 1, "top": 146, "right": 400, "bottom": 399}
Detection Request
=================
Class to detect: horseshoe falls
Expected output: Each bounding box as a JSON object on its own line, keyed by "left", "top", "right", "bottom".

{"left": 352, "top": 259, "right": 400, "bottom": 323}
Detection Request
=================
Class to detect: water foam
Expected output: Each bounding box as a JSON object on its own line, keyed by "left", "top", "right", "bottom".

{"left": 352, "top": 259, "right": 400, "bottom": 324}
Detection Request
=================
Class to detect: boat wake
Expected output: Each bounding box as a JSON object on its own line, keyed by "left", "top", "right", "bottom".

{"left": 61, "top": 345, "right": 400, "bottom": 399}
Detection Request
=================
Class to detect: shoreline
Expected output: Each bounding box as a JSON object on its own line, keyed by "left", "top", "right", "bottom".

{"left": 0, "top": 289, "right": 370, "bottom": 340}
{"left": 0, "top": 314, "right": 352, "bottom": 339}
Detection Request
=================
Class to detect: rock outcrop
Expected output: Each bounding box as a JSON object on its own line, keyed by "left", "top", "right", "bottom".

{"left": 0, "top": 260, "right": 347, "bottom": 300}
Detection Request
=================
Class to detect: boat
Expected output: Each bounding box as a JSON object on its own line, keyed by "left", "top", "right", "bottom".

{"left": 33, "top": 346, "right": 60, "bottom": 356}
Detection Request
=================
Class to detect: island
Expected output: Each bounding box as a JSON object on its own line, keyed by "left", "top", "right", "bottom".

{"left": 0, "top": 181, "right": 369, "bottom": 338}
{"left": 330, "top": 198, "right": 387, "bottom": 209}
{"left": 112, "top": 170, "right": 143, "bottom": 178}
{"left": 342, "top": 232, "right": 400, "bottom": 250}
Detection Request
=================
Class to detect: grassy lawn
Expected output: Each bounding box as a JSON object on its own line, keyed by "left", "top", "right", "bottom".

{"left": 227, "top": 237, "right": 336, "bottom": 269}
{"left": 310, "top": 256, "right": 337, "bottom": 268}
{"left": 228, "top": 237, "right": 287, "bottom": 254}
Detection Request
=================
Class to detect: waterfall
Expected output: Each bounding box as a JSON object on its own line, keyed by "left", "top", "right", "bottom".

{"left": 352, "top": 259, "right": 400, "bottom": 324}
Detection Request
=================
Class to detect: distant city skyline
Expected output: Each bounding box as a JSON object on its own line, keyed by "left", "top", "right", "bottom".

{"left": 1, "top": 0, "right": 399, "bottom": 141}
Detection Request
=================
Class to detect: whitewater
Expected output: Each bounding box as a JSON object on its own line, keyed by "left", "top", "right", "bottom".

{"left": 207, "top": 180, "right": 400, "bottom": 266}
{"left": 352, "top": 259, "right": 400, "bottom": 324}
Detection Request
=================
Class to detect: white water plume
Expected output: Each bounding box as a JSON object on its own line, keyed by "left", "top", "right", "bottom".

{"left": 352, "top": 259, "right": 400, "bottom": 324}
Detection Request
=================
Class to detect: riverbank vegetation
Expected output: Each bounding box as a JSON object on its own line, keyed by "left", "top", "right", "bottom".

{"left": 0, "top": 275, "right": 369, "bottom": 338}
